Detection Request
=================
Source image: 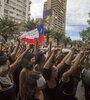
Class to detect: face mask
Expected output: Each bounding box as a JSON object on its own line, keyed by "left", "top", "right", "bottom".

{"left": 31, "top": 57, "right": 35, "bottom": 63}
{"left": 37, "top": 76, "right": 46, "bottom": 88}
{"left": 0, "top": 65, "right": 8, "bottom": 73}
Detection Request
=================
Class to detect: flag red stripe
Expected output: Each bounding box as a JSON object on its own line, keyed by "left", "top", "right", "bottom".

{"left": 20, "top": 34, "right": 44, "bottom": 45}
{"left": 20, "top": 37, "right": 35, "bottom": 45}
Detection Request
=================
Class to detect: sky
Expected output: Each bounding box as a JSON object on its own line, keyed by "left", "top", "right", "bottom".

{"left": 30, "top": 0, "right": 90, "bottom": 40}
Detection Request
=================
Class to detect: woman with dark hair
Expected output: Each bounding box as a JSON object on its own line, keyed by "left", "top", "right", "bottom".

{"left": 0, "top": 45, "right": 31, "bottom": 100}
{"left": 19, "top": 71, "right": 46, "bottom": 100}
{"left": 13, "top": 52, "right": 35, "bottom": 95}
{"left": 35, "top": 52, "right": 46, "bottom": 70}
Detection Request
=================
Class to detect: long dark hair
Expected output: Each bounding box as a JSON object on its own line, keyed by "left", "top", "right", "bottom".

{"left": 21, "top": 71, "right": 41, "bottom": 100}
{"left": 35, "top": 52, "right": 45, "bottom": 64}
{"left": 0, "top": 56, "right": 8, "bottom": 66}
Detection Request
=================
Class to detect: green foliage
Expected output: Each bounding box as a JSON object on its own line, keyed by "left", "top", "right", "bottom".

{"left": 44, "top": 28, "right": 52, "bottom": 45}
{"left": 52, "top": 31, "right": 65, "bottom": 46}
{"left": 72, "top": 40, "right": 84, "bottom": 47}
{"left": 22, "top": 19, "right": 39, "bottom": 31}
{"left": 80, "top": 13, "right": 90, "bottom": 43}
{"left": 63, "top": 36, "right": 72, "bottom": 47}
{"left": 80, "top": 27, "right": 90, "bottom": 43}
{"left": 0, "top": 17, "right": 20, "bottom": 41}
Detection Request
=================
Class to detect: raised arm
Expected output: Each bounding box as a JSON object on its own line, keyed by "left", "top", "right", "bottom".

{"left": 9, "top": 45, "right": 31, "bottom": 74}
{"left": 34, "top": 38, "right": 38, "bottom": 55}
{"left": 62, "top": 49, "right": 84, "bottom": 82}
{"left": 10, "top": 38, "right": 20, "bottom": 61}
{"left": 44, "top": 49, "right": 56, "bottom": 69}
{"left": 57, "top": 47, "right": 75, "bottom": 69}
{"left": 84, "top": 52, "right": 89, "bottom": 69}
{"left": 55, "top": 45, "right": 63, "bottom": 63}
{"left": 46, "top": 41, "right": 52, "bottom": 61}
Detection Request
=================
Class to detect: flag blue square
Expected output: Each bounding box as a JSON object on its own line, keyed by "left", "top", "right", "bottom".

{"left": 37, "top": 25, "right": 44, "bottom": 37}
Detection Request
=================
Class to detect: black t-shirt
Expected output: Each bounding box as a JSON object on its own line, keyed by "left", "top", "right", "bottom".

{"left": 13, "top": 64, "right": 24, "bottom": 94}
{"left": 42, "top": 63, "right": 74, "bottom": 100}
{"left": 0, "top": 82, "right": 16, "bottom": 100}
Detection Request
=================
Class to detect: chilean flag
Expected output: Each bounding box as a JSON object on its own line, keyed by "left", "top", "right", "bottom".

{"left": 20, "top": 26, "right": 44, "bottom": 45}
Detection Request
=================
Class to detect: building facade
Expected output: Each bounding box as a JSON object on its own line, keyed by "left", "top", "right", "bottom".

{"left": 0, "top": 0, "right": 31, "bottom": 23}
{"left": 43, "top": 0, "right": 67, "bottom": 32}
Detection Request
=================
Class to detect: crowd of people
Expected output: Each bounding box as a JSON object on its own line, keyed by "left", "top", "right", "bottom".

{"left": 0, "top": 37, "right": 90, "bottom": 100}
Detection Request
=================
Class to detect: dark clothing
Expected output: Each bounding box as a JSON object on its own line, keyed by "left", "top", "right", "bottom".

{"left": 42, "top": 63, "right": 74, "bottom": 100}
{"left": 0, "top": 82, "right": 16, "bottom": 100}
{"left": 13, "top": 64, "right": 24, "bottom": 94}
{"left": 19, "top": 91, "right": 49, "bottom": 100}
{"left": 84, "top": 85, "right": 90, "bottom": 100}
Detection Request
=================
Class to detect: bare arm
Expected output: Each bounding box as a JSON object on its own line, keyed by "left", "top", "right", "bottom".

{"left": 62, "top": 50, "right": 84, "bottom": 82}
{"left": 34, "top": 38, "right": 38, "bottom": 56}
{"left": 0, "top": 42, "right": 3, "bottom": 51}
{"left": 46, "top": 41, "right": 52, "bottom": 61}
{"left": 44, "top": 50, "right": 55, "bottom": 69}
{"left": 55, "top": 45, "right": 63, "bottom": 63}
{"left": 57, "top": 47, "right": 75, "bottom": 69}
{"left": 10, "top": 38, "right": 20, "bottom": 61}
{"left": 9, "top": 45, "right": 31, "bottom": 74}
{"left": 84, "top": 53, "right": 89, "bottom": 69}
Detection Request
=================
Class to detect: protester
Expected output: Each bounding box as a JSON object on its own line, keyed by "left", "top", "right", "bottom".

{"left": 0, "top": 36, "right": 89, "bottom": 100}
{"left": 19, "top": 71, "right": 46, "bottom": 100}
{"left": 0, "top": 39, "right": 31, "bottom": 100}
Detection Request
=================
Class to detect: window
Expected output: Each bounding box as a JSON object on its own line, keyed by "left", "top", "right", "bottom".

{"left": 23, "top": 12, "right": 26, "bottom": 15}
{"left": 4, "top": 9, "right": 8, "bottom": 14}
{"left": 4, "top": 0, "right": 9, "bottom": 3}
{"left": 10, "top": 11, "right": 13, "bottom": 14}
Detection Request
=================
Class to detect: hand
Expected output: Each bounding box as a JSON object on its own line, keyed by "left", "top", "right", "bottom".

{"left": 60, "top": 44, "right": 63, "bottom": 50}
{"left": 62, "top": 72, "right": 70, "bottom": 83}
{"left": 80, "top": 47, "right": 85, "bottom": 55}
{"left": 71, "top": 46, "right": 76, "bottom": 52}
{"left": 16, "top": 37, "right": 20, "bottom": 43}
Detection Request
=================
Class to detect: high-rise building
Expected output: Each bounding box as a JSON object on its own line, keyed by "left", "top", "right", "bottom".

{"left": 43, "top": 1, "right": 47, "bottom": 11}
{"left": 43, "top": 0, "right": 67, "bottom": 32}
{"left": 0, "top": 0, "right": 31, "bottom": 23}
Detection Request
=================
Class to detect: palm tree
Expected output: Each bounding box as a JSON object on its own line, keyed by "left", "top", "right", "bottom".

{"left": 22, "top": 19, "right": 39, "bottom": 31}
{"left": 64, "top": 36, "right": 72, "bottom": 48}
{"left": 0, "top": 16, "right": 20, "bottom": 41}
{"left": 44, "top": 28, "right": 52, "bottom": 45}
{"left": 53, "top": 31, "right": 64, "bottom": 46}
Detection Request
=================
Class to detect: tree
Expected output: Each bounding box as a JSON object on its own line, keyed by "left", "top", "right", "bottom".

{"left": 80, "top": 27, "right": 90, "bottom": 43}
{"left": 72, "top": 40, "right": 84, "bottom": 48}
{"left": 44, "top": 29, "right": 52, "bottom": 45}
{"left": 63, "top": 36, "right": 72, "bottom": 48}
{"left": 22, "top": 19, "right": 39, "bottom": 31}
{"left": 0, "top": 17, "right": 20, "bottom": 41}
{"left": 80, "top": 13, "right": 90, "bottom": 43}
{"left": 52, "top": 31, "right": 64, "bottom": 46}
